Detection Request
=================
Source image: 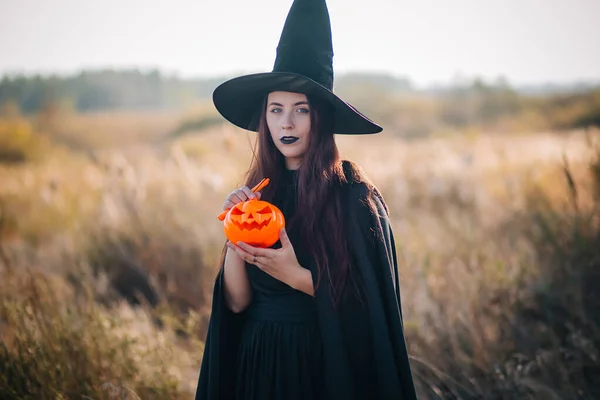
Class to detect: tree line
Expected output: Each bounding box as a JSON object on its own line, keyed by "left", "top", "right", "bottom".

{"left": 0, "top": 69, "right": 225, "bottom": 113}
{"left": 1, "top": 69, "right": 598, "bottom": 133}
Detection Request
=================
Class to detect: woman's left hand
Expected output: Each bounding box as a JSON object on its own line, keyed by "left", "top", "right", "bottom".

{"left": 226, "top": 228, "right": 307, "bottom": 291}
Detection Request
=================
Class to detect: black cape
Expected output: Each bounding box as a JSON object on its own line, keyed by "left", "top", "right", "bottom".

{"left": 195, "top": 168, "right": 418, "bottom": 400}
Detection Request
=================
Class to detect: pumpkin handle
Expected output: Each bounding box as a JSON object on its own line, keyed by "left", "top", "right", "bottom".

{"left": 217, "top": 178, "right": 270, "bottom": 221}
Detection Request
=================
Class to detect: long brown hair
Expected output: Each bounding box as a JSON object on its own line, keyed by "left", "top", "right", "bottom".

{"left": 240, "top": 93, "right": 372, "bottom": 305}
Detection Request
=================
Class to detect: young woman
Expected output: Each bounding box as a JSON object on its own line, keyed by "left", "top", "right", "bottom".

{"left": 195, "top": 1, "right": 417, "bottom": 399}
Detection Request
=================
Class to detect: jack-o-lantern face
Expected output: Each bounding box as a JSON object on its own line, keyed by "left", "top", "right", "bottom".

{"left": 223, "top": 199, "right": 285, "bottom": 248}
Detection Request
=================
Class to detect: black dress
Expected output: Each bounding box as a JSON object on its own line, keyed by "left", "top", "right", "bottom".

{"left": 235, "top": 168, "right": 324, "bottom": 400}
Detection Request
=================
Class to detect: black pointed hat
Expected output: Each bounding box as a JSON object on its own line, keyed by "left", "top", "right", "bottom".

{"left": 212, "top": 0, "right": 383, "bottom": 135}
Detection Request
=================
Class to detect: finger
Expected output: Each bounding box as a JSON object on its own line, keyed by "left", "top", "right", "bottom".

{"left": 230, "top": 191, "right": 246, "bottom": 203}
{"left": 223, "top": 194, "right": 240, "bottom": 208}
{"left": 223, "top": 200, "right": 236, "bottom": 210}
{"left": 227, "top": 242, "right": 254, "bottom": 262}
{"left": 236, "top": 242, "right": 272, "bottom": 258}
{"left": 240, "top": 186, "right": 256, "bottom": 200}
{"left": 255, "top": 191, "right": 262, "bottom": 200}
{"left": 279, "top": 228, "right": 292, "bottom": 248}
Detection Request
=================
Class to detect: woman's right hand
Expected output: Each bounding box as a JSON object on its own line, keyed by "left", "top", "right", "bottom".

{"left": 222, "top": 185, "right": 262, "bottom": 211}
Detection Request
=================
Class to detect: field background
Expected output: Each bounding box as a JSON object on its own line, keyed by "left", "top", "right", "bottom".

{"left": 0, "top": 71, "right": 599, "bottom": 399}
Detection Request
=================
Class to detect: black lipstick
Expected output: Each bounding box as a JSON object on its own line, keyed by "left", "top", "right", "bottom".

{"left": 280, "top": 136, "right": 299, "bottom": 144}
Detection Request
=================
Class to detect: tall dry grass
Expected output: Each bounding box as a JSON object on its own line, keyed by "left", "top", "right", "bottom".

{"left": 0, "top": 267, "right": 194, "bottom": 400}
{"left": 392, "top": 137, "right": 600, "bottom": 399}
{"left": 0, "top": 110, "right": 599, "bottom": 398}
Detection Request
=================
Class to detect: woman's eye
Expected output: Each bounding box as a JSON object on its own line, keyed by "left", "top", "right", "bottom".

{"left": 297, "top": 108, "right": 310, "bottom": 114}
{"left": 270, "top": 108, "right": 282, "bottom": 113}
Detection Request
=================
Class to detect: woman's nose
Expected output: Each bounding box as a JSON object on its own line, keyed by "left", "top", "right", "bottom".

{"left": 282, "top": 112, "right": 293, "bottom": 129}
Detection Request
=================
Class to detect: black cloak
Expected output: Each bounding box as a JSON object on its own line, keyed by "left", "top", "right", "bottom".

{"left": 194, "top": 169, "right": 418, "bottom": 400}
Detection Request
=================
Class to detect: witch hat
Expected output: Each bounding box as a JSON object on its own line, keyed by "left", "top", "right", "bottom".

{"left": 212, "top": 0, "right": 383, "bottom": 135}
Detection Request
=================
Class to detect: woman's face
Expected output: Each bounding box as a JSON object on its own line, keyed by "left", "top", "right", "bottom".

{"left": 265, "top": 91, "right": 311, "bottom": 170}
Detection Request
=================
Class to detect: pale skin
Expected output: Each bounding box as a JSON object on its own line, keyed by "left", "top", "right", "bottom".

{"left": 222, "top": 91, "right": 315, "bottom": 313}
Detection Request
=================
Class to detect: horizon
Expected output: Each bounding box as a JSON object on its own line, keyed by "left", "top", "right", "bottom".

{"left": 1, "top": 0, "right": 599, "bottom": 87}
{"left": 1, "top": 67, "right": 598, "bottom": 91}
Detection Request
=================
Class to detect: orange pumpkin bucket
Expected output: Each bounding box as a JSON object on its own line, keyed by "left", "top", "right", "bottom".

{"left": 223, "top": 199, "right": 285, "bottom": 248}
{"left": 218, "top": 178, "right": 285, "bottom": 247}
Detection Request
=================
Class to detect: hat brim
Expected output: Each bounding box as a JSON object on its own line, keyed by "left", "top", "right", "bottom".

{"left": 212, "top": 72, "right": 383, "bottom": 135}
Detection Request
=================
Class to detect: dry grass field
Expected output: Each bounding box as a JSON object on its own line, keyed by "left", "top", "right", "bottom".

{"left": 0, "top": 108, "right": 599, "bottom": 399}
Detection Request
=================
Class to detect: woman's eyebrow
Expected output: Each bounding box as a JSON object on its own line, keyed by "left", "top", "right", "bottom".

{"left": 268, "top": 101, "right": 309, "bottom": 107}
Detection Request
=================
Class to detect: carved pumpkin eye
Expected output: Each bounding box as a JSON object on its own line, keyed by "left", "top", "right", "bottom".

{"left": 231, "top": 208, "right": 244, "bottom": 215}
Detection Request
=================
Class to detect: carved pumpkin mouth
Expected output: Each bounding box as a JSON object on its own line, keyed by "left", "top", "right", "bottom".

{"left": 231, "top": 220, "right": 272, "bottom": 231}
{"left": 229, "top": 205, "right": 274, "bottom": 231}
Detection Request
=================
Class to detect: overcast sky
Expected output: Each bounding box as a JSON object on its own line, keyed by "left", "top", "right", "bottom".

{"left": 1, "top": 0, "right": 598, "bottom": 86}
